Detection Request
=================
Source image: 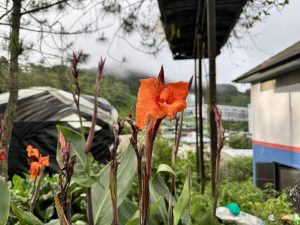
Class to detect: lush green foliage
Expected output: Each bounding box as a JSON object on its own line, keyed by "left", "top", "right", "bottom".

{"left": 191, "top": 180, "right": 294, "bottom": 225}
{"left": 221, "top": 156, "right": 253, "bottom": 182}
{"left": 222, "top": 121, "right": 248, "bottom": 132}
{"left": 0, "top": 176, "right": 10, "bottom": 225}
{"left": 0, "top": 63, "right": 137, "bottom": 117}
{"left": 225, "top": 134, "right": 252, "bottom": 149}
{"left": 202, "top": 84, "right": 250, "bottom": 107}
{"left": 8, "top": 174, "right": 87, "bottom": 224}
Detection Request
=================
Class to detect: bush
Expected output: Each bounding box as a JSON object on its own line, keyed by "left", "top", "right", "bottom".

{"left": 225, "top": 135, "right": 252, "bottom": 149}
{"left": 221, "top": 156, "right": 252, "bottom": 182}
{"left": 8, "top": 174, "right": 87, "bottom": 224}
{"left": 191, "top": 180, "right": 294, "bottom": 225}
{"left": 223, "top": 121, "right": 248, "bottom": 132}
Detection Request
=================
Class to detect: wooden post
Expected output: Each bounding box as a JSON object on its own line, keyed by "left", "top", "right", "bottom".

{"left": 206, "top": 0, "right": 218, "bottom": 202}
{"left": 197, "top": 35, "right": 205, "bottom": 194}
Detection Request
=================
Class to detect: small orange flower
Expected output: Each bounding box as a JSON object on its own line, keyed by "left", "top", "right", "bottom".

{"left": 39, "top": 155, "right": 49, "bottom": 167}
{"left": 30, "top": 161, "right": 42, "bottom": 179}
{"left": 136, "top": 77, "right": 189, "bottom": 129}
{"left": 27, "top": 145, "right": 39, "bottom": 158}
{"left": 27, "top": 145, "right": 49, "bottom": 180}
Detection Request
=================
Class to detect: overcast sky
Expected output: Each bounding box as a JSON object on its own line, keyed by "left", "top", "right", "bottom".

{"left": 72, "top": 0, "right": 300, "bottom": 92}
{"left": 3, "top": 0, "right": 300, "bottom": 92}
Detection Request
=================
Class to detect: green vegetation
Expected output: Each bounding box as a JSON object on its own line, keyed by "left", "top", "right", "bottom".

{"left": 221, "top": 156, "right": 253, "bottom": 182}
{"left": 0, "top": 62, "right": 137, "bottom": 117}
{"left": 202, "top": 84, "right": 250, "bottom": 107}
{"left": 223, "top": 121, "right": 248, "bottom": 132}
{"left": 191, "top": 180, "right": 293, "bottom": 225}
{"left": 225, "top": 134, "right": 252, "bottom": 149}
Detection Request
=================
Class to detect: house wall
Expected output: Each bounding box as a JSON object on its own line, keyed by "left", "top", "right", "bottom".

{"left": 251, "top": 76, "right": 300, "bottom": 184}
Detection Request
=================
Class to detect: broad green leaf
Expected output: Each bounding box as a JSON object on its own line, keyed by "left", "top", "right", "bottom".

{"left": 149, "top": 180, "right": 168, "bottom": 225}
{"left": 173, "top": 171, "right": 191, "bottom": 225}
{"left": 156, "top": 164, "right": 176, "bottom": 176}
{"left": 198, "top": 212, "right": 221, "bottom": 225}
{"left": 38, "top": 205, "right": 54, "bottom": 221}
{"left": 0, "top": 176, "right": 10, "bottom": 225}
{"left": 125, "top": 196, "right": 164, "bottom": 225}
{"left": 45, "top": 219, "right": 60, "bottom": 225}
{"left": 11, "top": 204, "right": 43, "bottom": 225}
{"left": 181, "top": 209, "right": 192, "bottom": 225}
{"left": 119, "top": 200, "right": 139, "bottom": 225}
{"left": 57, "top": 125, "right": 92, "bottom": 187}
{"left": 152, "top": 173, "right": 175, "bottom": 205}
{"left": 92, "top": 146, "right": 136, "bottom": 225}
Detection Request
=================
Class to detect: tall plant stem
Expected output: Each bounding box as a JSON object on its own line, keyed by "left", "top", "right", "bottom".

{"left": 110, "top": 163, "right": 119, "bottom": 225}
{"left": 127, "top": 117, "right": 143, "bottom": 225}
{"left": 30, "top": 168, "right": 44, "bottom": 212}
{"left": 141, "top": 119, "right": 155, "bottom": 225}
{"left": 169, "top": 112, "right": 184, "bottom": 224}
{"left": 141, "top": 169, "right": 150, "bottom": 225}
{"left": 87, "top": 187, "right": 94, "bottom": 225}
{"left": 135, "top": 152, "right": 143, "bottom": 225}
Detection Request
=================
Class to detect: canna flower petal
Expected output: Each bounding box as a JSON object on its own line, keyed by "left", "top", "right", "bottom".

{"left": 27, "top": 145, "right": 39, "bottom": 158}
{"left": 136, "top": 78, "right": 165, "bottom": 129}
{"left": 30, "top": 161, "right": 41, "bottom": 180}
{"left": 164, "top": 82, "right": 189, "bottom": 100}
{"left": 39, "top": 155, "right": 49, "bottom": 167}
{"left": 136, "top": 77, "right": 189, "bottom": 129}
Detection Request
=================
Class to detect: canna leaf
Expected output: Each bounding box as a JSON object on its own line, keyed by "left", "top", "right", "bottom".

{"left": 0, "top": 176, "right": 10, "bottom": 225}
{"left": 11, "top": 204, "right": 43, "bottom": 225}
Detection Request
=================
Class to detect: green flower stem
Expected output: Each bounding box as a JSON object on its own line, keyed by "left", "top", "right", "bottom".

{"left": 30, "top": 167, "right": 44, "bottom": 213}
{"left": 109, "top": 162, "right": 119, "bottom": 225}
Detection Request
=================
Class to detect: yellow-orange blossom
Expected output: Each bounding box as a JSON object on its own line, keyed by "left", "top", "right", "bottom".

{"left": 136, "top": 77, "right": 189, "bottom": 129}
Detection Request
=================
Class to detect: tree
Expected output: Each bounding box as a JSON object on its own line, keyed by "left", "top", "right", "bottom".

{"left": 0, "top": 0, "right": 164, "bottom": 178}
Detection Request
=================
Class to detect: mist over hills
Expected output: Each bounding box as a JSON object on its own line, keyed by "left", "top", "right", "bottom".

{"left": 0, "top": 61, "right": 250, "bottom": 117}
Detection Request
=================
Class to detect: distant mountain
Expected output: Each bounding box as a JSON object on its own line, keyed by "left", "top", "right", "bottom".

{"left": 201, "top": 84, "right": 250, "bottom": 107}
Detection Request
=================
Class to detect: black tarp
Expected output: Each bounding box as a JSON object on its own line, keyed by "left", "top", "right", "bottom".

{"left": 0, "top": 88, "right": 116, "bottom": 179}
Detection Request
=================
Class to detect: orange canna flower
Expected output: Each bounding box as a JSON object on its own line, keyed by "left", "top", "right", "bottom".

{"left": 136, "top": 77, "right": 189, "bottom": 129}
{"left": 30, "top": 161, "right": 41, "bottom": 180}
{"left": 27, "top": 145, "right": 49, "bottom": 179}
{"left": 27, "top": 145, "right": 39, "bottom": 158}
{"left": 39, "top": 155, "right": 49, "bottom": 167}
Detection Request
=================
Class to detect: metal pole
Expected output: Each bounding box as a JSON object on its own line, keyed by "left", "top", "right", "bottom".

{"left": 197, "top": 35, "right": 205, "bottom": 194}
{"left": 194, "top": 59, "right": 200, "bottom": 185}
{"left": 206, "top": 0, "right": 218, "bottom": 201}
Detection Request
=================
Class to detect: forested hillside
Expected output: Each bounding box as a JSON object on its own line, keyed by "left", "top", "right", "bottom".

{"left": 0, "top": 60, "right": 250, "bottom": 118}
{"left": 0, "top": 61, "right": 137, "bottom": 117}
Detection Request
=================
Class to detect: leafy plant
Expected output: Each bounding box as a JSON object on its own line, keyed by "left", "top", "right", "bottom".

{"left": 191, "top": 180, "right": 294, "bottom": 225}
{"left": 0, "top": 176, "right": 10, "bottom": 225}
{"left": 220, "top": 156, "right": 252, "bottom": 182}
{"left": 225, "top": 135, "right": 252, "bottom": 149}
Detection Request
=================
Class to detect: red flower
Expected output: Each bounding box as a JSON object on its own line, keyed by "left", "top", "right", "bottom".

{"left": 136, "top": 74, "right": 189, "bottom": 129}
{"left": 0, "top": 148, "right": 6, "bottom": 161}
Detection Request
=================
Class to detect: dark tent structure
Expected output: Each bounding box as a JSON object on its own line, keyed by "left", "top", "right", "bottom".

{"left": 0, "top": 87, "right": 118, "bottom": 178}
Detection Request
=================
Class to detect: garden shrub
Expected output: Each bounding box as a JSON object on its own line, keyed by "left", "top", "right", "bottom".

{"left": 225, "top": 135, "right": 252, "bottom": 149}
{"left": 221, "top": 156, "right": 252, "bottom": 182}
{"left": 8, "top": 174, "right": 87, "bottom": 224}
{"left": 191, "top": 180, "right": 294, "bottom": 225}
{"left": 222, "top": 121, "right": 248, "bottom": 132}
